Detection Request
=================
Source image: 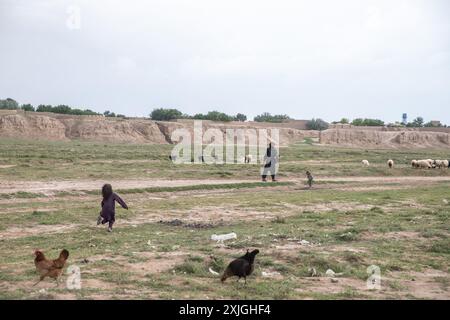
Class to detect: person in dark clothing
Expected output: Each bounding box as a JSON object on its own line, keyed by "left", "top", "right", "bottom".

{"left": 306, "top": 171, "right": 314, "bottom": 188}
{"left": 261, "top": 143, "right": 279, "bottom": 182}
{"left": 97, "top": 184, "right": 128, "bottom": 232}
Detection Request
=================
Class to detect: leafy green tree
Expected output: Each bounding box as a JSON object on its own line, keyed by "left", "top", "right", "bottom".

{"left": 410, "top": 117, "right": 424, "bottom": 127}
{"left": 254, "top": 112, "right": 291, "bottom": 122}
{"left": 36, "top": 104, "right": 53, "bottom": 112}
{"left": 150, "top": 108, "right": 183, "bottom": 121}
{"left": 234, "top": 113, "right": 247, "bottom": 122}
{"left": 104, "top": 110, "right": 116, "bottom": 117}
{"left": 36, "top": 104, "right": 98, "bottom": 115}
{"left": 192, "top": 111, "right": 234, "bottom": 122}
{"left": 351, "top": 118, "right": 384, "bottom": 126}
{"left": 306, "top": 118, "right": 329, "bottom": 130}
{"left": 21, "top": 104, "right": 35, "bottom": 112}
{"left": 0, "top": 98, "right": 19, "bottom": 110}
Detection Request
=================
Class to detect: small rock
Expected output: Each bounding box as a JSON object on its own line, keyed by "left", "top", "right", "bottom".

{"left": 81, "top": 258, "right": 89, "bottom": 264}
{"left": 300, "top": 240, "right": 310, "bottom": 245}
{"left": 331, "top": 278, "right": 339, "bottom": 283}
{"left": 261, "top": 271, "right": 281, "bottom": 278}
{"left": 38, "top": 289, "right": 47, "bottom": 294}
{"left": 443, "top": 199, "right": 448, "bottom": 204}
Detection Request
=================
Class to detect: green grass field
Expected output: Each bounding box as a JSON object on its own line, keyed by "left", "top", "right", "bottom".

{"left": 0, "top": 139, "right": 449, "bottom": 299}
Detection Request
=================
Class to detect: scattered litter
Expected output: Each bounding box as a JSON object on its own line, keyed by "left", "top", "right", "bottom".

{"left": 261, "top": 271, "right": 281, "bottom": 278}
{"left": 81, "top": 258, "right": 89, "bottom": 264}
{"left": 325, "top": 269, "right": 335, "bottom": 277}
{"left": 38, "top": 289, "right": 47, "bottom": 294}
{"left": 211, "top": 232, "right": 237, "bottom": 243}
{"left": 300, "top": 240, "right": 310, "bottom": 245}
{"left": 209, "top": 268, "right": 219, "bottom": 275}
{"left": 325, "top": 269, "right": 343, "bottom": 277}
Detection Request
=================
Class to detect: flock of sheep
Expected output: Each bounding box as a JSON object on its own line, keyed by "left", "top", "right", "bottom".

{"left": 411, "top": 159, "right": 450, "bottom": 169}
{"left": 362, "top": 159, "right": 450, "bottom": 169}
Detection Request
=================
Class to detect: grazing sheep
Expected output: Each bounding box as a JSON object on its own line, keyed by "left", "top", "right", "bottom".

{"left": 417, "top": 159, "right": 432, "bottom": 169}
{"left": 362, "top": 160, "right": 370, "bottom": 166}
{"left": 434, "top": 159, "right": 449, "bottom": 169}
{"left": 387, "top": 159, "right": 394, "bottom": 168}
{"left": 244, "top": 155, "right": 252, "bottom": 164}
{"left": 411, "top": 160, "right": 417, "bottom": 168}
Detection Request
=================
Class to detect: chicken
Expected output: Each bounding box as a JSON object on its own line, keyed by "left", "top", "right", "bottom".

{"left": 221, "top": 249, "right": 259, "bottom": 283}
{"left": 33, "top": 249, "right": 69, "bottom": 286}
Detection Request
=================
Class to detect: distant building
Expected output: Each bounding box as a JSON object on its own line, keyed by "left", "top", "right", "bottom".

{"left": 430, "top": 120, "right": 441, "bottom": 127}
{"left": 402, "top": 113, "right": 407, "bottom": 125}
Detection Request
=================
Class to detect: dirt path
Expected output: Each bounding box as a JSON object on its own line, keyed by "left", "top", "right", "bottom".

{"left": 320, "top": 176, "right": 450, "bottom": 183}
{"left": 0, "top": 179, "right": 253, "bottom": 194}
{"left": 1, "top": 176, "right": 449, "bottom": 194}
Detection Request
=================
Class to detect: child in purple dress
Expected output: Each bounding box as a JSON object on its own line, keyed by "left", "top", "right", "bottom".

{"left": 97, "top": 184, "right": 128, "bottom": 232}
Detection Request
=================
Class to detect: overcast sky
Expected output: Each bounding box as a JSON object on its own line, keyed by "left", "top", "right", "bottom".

{"left": 1, "top": 0, "right": 449, "bottom": 123}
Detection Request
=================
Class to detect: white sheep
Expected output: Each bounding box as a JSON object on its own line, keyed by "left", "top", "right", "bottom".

{"left": 387, "top": 159, "right": 394, "bottom": 168}
{"left": 434, "top": 159, "right": 449, "bottom": 169}
{"left": 416, "top": 159, "right": 432, "bottom": 169}
{"left": 362, "top": 160, "right": 370, "bottom": 166}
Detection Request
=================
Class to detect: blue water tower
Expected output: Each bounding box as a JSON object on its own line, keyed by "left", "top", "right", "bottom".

{"left": 402, "top": 113, "right": 407, "bottom": 125}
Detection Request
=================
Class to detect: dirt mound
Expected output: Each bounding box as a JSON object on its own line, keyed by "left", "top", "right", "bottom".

{"left": 0, "top": 113, "right": 167, "bottom": 143}
{"left": 321, "top": 129, "right": 450, "bottom": 149}
{"left": 157, "top": 120, "right": 319, "bottom": 146}
{"left": 0, "top": 112, "right": 315, "bottom": 145}
{"left": 0, "top": 114, "right": 67, "bottom": 140}
{"left": 60, "top": 117, "right": 167, "bottom": 143}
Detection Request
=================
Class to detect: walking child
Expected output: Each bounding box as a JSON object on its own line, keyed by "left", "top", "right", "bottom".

{"left": 97, "top": 184, "right": 128, "bottom": 232}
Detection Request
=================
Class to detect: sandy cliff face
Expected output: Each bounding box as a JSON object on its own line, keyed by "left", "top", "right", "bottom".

{"left": 320, "top": 129, "right": 450, "bottom": 149}
{"left": 2, "top": 112, "right": 447, "bottom": 148}
{"left": 0, "top": 112, "right": 314, "bottom": 145}
{"left": 0, "top": 114, "right": 68, "bottom": 141}
{"left": 59, "top": 117, "right": 167, "bottom": 143}
{"left": 154, "top": 120, "right": 319, "bottom": 146}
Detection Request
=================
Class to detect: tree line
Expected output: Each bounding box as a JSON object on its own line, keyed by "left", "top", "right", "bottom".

{"left": 150, "top": 108, "right": 295, "bottom": 123}
{"left": 3, "top": 99, "right": 444, "bottom": 129}
{"left": 332, "top": 117, "right": 446, "bottom": 128}
{"left": 0, "top": 98, "right": 125, "bottom": 117}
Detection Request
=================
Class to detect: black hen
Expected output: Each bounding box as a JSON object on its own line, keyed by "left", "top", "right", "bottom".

{"left": 221, "top": 249, "right": 259, "bottom": 283}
